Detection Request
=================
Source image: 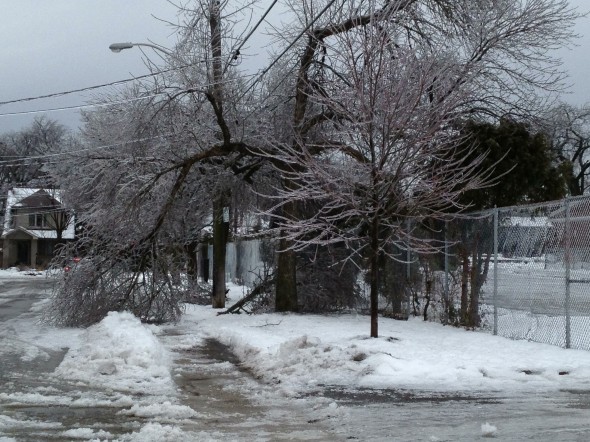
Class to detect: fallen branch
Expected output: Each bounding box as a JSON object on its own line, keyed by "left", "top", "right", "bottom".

{"left": 217, "top": 274, "right": 275, "bottom": 315}
{"left": 250, "top": 320, "right": 283, "bottom": 327}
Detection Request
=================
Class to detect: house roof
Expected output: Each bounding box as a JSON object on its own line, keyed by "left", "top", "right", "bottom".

{"left": 2, "top": 187, "right": 75, "bottom": 239}
{"left": 504, "top": 216, "right": 550, "bottom": 228}
{"left": 15, "top": 191, "right": 61, "bottom": 209}
{"left": 3, "top": 225, "right": 70, "bottom": 240}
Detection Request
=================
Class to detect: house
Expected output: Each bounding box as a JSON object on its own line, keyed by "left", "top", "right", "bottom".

{"left": 1, "top": 188, "right": 75, "bottom": 268}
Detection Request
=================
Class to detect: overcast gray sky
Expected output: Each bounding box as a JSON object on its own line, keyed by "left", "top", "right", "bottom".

{"left": 0, "top": 0, "right": 180, "bottom": 133}
{"left": 0, "top": 0, "right": 589, "bottom": 135}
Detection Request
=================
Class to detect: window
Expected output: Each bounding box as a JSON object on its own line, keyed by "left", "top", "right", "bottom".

{"left": 28, "top": 213, "right": 48, "bottom": 228}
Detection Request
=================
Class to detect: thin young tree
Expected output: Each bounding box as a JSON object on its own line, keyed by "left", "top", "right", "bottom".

{"left": 265, "top": 20, "right": 485, "bottom": 337}
{"left": 260, "top": 0, "right": 578, "bottom": 315}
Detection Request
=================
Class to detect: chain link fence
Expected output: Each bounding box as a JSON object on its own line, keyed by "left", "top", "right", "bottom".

{"left": 409, "top": 196, "right": 590, "bottom": 351}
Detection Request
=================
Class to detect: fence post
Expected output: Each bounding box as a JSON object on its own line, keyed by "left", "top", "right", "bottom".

{"left": 565, "top": 198, "right": 571, "bottom": 349}
{"left": 406, "top": 218, "right": 411, "bottom": 317}
{"left": 444, "top": 220, "right": 449, "bottom": 326}
{"left": 493, "top": 208, "right": 498, "bottom": 336}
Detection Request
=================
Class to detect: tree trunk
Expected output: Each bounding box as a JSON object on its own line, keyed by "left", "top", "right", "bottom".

{"left": 275, "top": 182, "right": 299, "bottom": 312}
{"left": 200, "top": 242, "right": 210, "bottom": 283}
{"left": 209, "top": 0, "right": 223, "bottom": 113}
{"left": 275, "top": 237, "right": 298, "bottom": 312}
{"left": 212, "top": 197, "right": 228, "bottom": 308}
{"left": 460, "top": 248, "right": 469, "bottom": 325}
{"left": 381, "top": 249, "right": 405, "bottom": 316}
{"left": 369, "top": 218, "right": 380, "bottom": 338}
{"left": 185, "top": 241, "right": 198, "bottom": 288}
{"left": 469, "top": 244, "right": 491, "bottom": 328}
{"left": 423, "top": 276, "right": 432, "bottom": 322}
{"left": 468, "top": 249, "right": 480, "bottom": 327}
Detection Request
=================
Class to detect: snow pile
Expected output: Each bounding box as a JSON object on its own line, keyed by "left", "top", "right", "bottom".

{"left": 60, "top": 428, "right": 113, "bottom": 440}
{"left": 55, "top": 312, "right": 173, "bottom": 394}
{"left": 119, "top": 423, "right": 209, "bottom": 442}
{"left": 119, "top": 402, "right": 198, "bottom": 419}
{"left": 481, "top": 422, "right": 498, "bottom": 437}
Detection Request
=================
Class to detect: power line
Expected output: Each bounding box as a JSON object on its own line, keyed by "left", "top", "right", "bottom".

{"left": 237, "top": 0, "right": 339, "bottom": 103}
{"left": 0, "top": 63, "right": 202, "bottom": 107}
{"left": 224, "top": 0, "right": 280, "bottom": 74}
{"left": 0, "top": 94, "right": 165, "bottom": 118}
{"left": 0, "top": 133, "right": 175, "bottom": 166}
{"left": 0, "top": 74, "right": 257, "bottom": 119}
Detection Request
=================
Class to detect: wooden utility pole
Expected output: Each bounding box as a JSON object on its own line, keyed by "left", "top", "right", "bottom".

{"left": 209, "top": 0, "right": 229, "bottom": 308}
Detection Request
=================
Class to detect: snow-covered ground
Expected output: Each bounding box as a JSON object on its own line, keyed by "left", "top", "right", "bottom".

{"left": 189, "top": 284, "right": 590, "bottom": 395}
{"left": 3, "top": 270, "right": 590, "bottom": 440}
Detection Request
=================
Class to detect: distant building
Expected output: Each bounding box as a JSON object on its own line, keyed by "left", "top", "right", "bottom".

{"left": 1, "top": 188, "right": 75, "bottom": 268}
{"left": 498, "top": 215, "right": 551, "bottom": 258}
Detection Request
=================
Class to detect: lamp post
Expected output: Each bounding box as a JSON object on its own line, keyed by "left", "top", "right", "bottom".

{"left": 109, "top": 42, "right": 173, "bottom": 56}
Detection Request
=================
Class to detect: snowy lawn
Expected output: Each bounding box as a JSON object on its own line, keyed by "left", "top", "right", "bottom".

{"left": 177, "top": 283, "right": 590, "bottom": 396}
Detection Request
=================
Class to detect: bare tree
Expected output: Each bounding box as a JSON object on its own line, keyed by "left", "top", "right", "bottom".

{"left": 265, "top": 21, "right": 485, "bottom": 337}
{"left": 545, "top": 102, "right": 590, "bottom": 196}
{"left": 0, "top": 116, "right": 67, "bottom": 186}
{"left": 258, "top": 0, "right": 579, "bottom": 316}
{"left": 261, "top": 0, "right": 578, "bottom": 336}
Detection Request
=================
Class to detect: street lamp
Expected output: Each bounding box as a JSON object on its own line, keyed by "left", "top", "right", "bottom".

{"left": 109, "top": 42, "right": 173, "bottom": 56}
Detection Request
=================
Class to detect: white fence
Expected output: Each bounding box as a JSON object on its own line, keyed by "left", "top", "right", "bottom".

{"left": 207, "top": 239, "right": 268, "bottom": 287}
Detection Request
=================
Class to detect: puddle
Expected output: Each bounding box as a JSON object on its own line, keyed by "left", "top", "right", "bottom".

{"left": 307, "top": 386, "right": 502, "bottom": 406}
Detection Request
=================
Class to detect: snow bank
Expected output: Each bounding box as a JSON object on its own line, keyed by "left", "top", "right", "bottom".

{"left": 119, "top": 423, "right": 212, "bottom": 442}
{"left": 0, "top": 268, "right": 45, "bottom": 279}
{"left": 55, "top": 311, "right": 173, "bottom": 394}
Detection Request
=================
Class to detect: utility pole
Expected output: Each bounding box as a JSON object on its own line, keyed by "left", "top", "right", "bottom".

{"left": 210, "top": 0, "right": 229, "bottom": 308}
